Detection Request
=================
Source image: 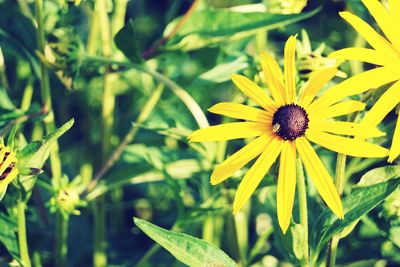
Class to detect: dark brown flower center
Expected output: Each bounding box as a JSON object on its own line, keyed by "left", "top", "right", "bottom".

{"left": 272, "top": 104, "right": 309, "bottom": 141}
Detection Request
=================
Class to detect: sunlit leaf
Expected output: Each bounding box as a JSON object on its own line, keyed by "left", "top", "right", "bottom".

{"left": 357, "top": 165, "right": 400, "bottom": 187}
{"left": 134, "top": 217, "right": 237, "bottom": 267}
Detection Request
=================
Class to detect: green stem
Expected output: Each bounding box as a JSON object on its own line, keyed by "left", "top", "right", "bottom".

{"left": 296, "top": 156, "right": 309, "bottom": 266}
{"left": 94, "top": 0, "right": 114, "bottom": 265}
{"left": 55, "top": 213, "right": 69, "bottom": 267}
{"left": 17, "top": 200, "right": 32, "bottom": 267}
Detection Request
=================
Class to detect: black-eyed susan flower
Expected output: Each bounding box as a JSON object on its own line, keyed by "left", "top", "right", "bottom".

{"left": 189, "top": 36, "right": 389, "bottom": 233}
{"left": 329, "top": 0, "right": 400, "bottom": 162}
{"left": 0, "top": 144, "right": 19, "bottom": 197}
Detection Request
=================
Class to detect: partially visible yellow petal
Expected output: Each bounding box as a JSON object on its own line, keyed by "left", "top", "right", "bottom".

{"left": 389, "top": 114, "right": 400, "bottom": 162}
{"left": 0, "top": 146, "right": 10, "bottom": 163}
{"left": 361, "top": 80, "right": 400, "bottom": 127}
{"left": 232, "top": 74, "right": 278, "bottom": 112}
{"left": 362, "top": 0, "right": 400, "bottom": 51}
{"left": 308, "top": 121, "right": 385, "bottom": 137}
{"left": 305, "top": 128, "right": 389, "bottom": 158}
{"left": 308, "top": 66, "right": 400, "bottom": 113}
{"left": 208, "top": 102, "right": 272, "bottom": 122}
{"left": 189, "top": 122, "right": 266, "bottom": 142}
{"left": 296, "top": 137, "right": 344, "bottom": 219}
{"left": 309, "top": 101, "right": 365, "bottom": 120}
{"left": 211, "top": 135, "right": 272, "bottom": 185}
{"left": 284, "top": 35, "right": 297, "bottom": 104}
{"left": 329, "top": 48, "right": 398, "bottom": 66}
{"left": 389, "top": 0, "right": 400, "bottom": 17}
{"left": 0, "top": 151, "right": 16, "bottom": 176}
{"left": 339, "top": 11, "right": 398, "bottom": 55}
{"left": 277, "top": 141, "right": 296, "bottom": 234}
{"left": 260, "top": 52, "right": 286, "bottom": 105}
{"left": 0, "top": 167, "right": 18, "bottom": 189}
{"left": 233, "top": 137, "right": 283, "bottom": 214}
{"left": 298, "top": 67, "right": 338, "bottom": 108}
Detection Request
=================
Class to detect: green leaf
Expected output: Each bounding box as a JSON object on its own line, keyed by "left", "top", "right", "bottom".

{"left": 357, "top": 165, "right": 400, "bottom": 187}
{"left": 134, "top": 217, "right": 237, "bottom": 267}
{"left": 17, "top": 118, "right": 74, "bottom": 169}
{"left": 164, "top": 8, "right": 320, "bottom": 51}
{"left": 114, "top": 19, "right": 143, "bottom": 63}
{"left": 310, "top": 178, "right": 400, "bottom": 259}
{"left": 0, "top": 212, "right": 19, "bottom": 260}
{"left": 17, "top": 119, "right": 74, "bottom": 199}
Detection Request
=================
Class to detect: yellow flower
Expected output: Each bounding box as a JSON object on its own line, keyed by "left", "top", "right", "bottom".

{"left": 0, "top": 144, "right": 19, "bottom": 194}
{"left": 329, "top": 0, "right": 400, "bottom": 162}
{"left": 189, "top": 36, "right": 389, "bottom": 233}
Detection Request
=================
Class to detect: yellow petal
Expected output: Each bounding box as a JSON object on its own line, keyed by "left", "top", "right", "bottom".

{"left": 0, "top": 167, "right": 18, "bottom": 189}
{"left": 277, "top": 141, "right": 296, "bottom": 234}
{"left": 308, "top": 66, "right": 400, "bottom": 113}
{"left": 260, "top": 52, "right": 285, "bottom": 105}
{"left": 211, "top": 135, "right": 271, "bottom": 185}
{"left": 233, "top": 137, "right": 283, "bottom": 214}
{"left": 362, "top": 0, "right": 400, "bottom": 51}
{"left": 309, "top": 101, "right": 365, "bottom": 120}
{"left": 189, "top": 122, "right": 267, "bottom": 142}
{"left": 305, "top": 128, "right": 389, "bottom": 158}
{"left": 296, "top": 137, "right": 344, "bottom": 219}
{"left": 339, "top": 11, "right": 398, "bottom": 55}
{"left": 389, "top": 0, "right": 400, "bottom": 17}
{"left": 298, "top": 67, "right": 338, "bottom": 108}
{"left": 389, "top": 114, "right": 400, "bottom": 162}
{"left": 0, "top": 151, "right": 16, "bottom": 176}
{"left": 308, "top": 120, "right": 385, "bottom": 137}
{"left": 0, "top": 146, "right": 10, "bottom": 163}
{"left": 361, "top": 80, "right": 400, "bottom": 127}
{"left": 329, "top": 48, "right": 397, "bottom": 66}
{"left": 232, "top": 74, "right": 277, "bottom": 112}
{"left": 208, "top": 102, "right": 272, "bottom": 122}
{"left": 284, "top": 35, "right": 297, "bottom": 104}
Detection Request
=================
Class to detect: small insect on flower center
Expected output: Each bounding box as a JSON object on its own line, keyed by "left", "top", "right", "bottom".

{"left": 272, "top": 104, "right": 309, "bottom": 140}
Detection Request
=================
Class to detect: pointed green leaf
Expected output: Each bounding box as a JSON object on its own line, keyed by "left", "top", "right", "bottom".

{"left": 114, "top": 19, "right": 143, "bottom": 63}
{"left": 17, "top": 118, "right": 74, "bottom": 169}
{"left": 163, "top": 8, "right": 320, "bottom": 51}
{"left": 134, "top": 217, "right": 237, "bottom": 267}
{"left": 17, "top": 119, "right": 74, "bottom": 200}
{"left": 310, "top": 178, "right": 400, "bottom": 259}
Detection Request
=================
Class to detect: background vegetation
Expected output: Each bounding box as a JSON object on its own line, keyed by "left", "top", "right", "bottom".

{"left": 0, "top": 0, "right": 399, "bottom": 266}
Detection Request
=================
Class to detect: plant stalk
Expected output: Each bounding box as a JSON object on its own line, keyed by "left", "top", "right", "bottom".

{"left": 296, "top": 156, "right": 309, "bottom": 266}
{"left": 17, "top": 200, "right": 32, "bottom": 267}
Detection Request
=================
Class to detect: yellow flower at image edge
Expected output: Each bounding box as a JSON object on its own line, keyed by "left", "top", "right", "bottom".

{"left": 189, "top": 36, "right": 389, "bottom": 233}
{"left": 0, "top": 144, "right": 19, "bottom": 195}
{"left": 329, "top": 0, "right": 400, "bottom": 162}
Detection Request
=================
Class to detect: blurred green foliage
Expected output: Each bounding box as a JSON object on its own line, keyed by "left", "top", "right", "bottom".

{"left": 0, "top": 0, "right": 398, "bottom": 266}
